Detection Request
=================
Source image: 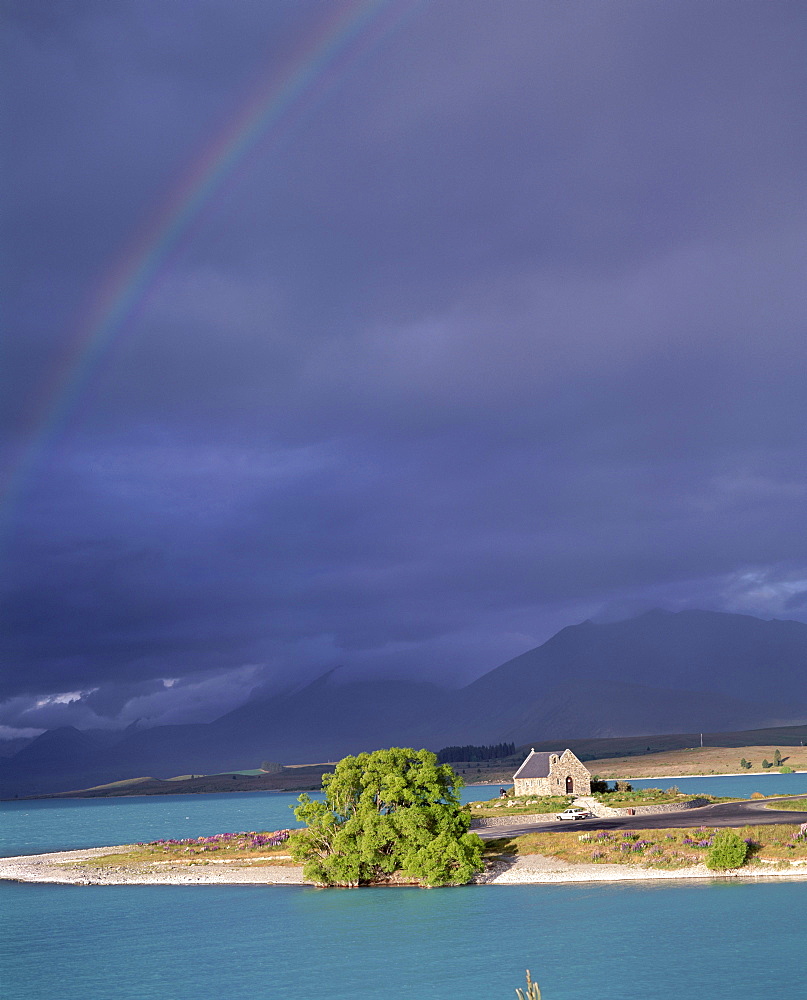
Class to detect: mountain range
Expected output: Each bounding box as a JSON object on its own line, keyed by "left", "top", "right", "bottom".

{"left": 3, "top": 609, "right": 807, "bottom": 797}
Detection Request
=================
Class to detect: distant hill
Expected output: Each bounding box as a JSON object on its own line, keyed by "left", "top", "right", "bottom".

{"left": 454, "top": 609, "right": 807, "bottom": 742}
{"left": 2, "top": 609, "right": 807, "bottom": 797}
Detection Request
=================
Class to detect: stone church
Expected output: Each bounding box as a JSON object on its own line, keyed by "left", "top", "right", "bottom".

{"left": 512, "top": 748, "right": 591, "bottom": 796}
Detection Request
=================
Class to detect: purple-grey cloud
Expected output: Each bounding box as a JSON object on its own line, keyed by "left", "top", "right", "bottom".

{"left": 2, "top": 0, "right": 806, "bottom": 730}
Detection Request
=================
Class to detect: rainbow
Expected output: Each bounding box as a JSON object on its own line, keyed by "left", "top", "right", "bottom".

{"left": 3, "top": 0, "right": 418, "bottom": 519}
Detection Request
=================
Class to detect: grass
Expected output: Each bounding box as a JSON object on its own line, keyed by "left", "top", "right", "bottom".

{"left": 77, "top": 830, "right": 299, "bottom": 870}
{"left": 469, "top": 788, "right": 735, "bottom": 815}
{"left": 592, "top": 788, "right": 734, "bottom": 808}
{"left": 469, "top": 795, "right": 572, "bottom": 816}
{"left": 76, "top": 820, "right": 807, "bottom": 878}
{"left": 483, "top": 823, "right": 807, "bottom": 870}
{"left": 589, "top": 746, "right": 807, "bottom": 778}
{"left": 767, "top": 798, "right": 807, "bottom": 811}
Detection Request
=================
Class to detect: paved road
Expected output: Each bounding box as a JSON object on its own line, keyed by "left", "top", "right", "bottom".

{"left": 477, "top": 795, "right": 807, "bottom": 839}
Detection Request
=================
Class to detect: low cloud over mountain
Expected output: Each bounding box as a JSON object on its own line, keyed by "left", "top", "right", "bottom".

{"left": 3, "top": 610, "right": 805, "bottom": 797}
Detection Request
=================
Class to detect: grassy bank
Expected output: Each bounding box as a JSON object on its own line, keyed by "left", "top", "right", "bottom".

{"left": 469, "top": 788, "right": 734, "bottom": 816}
{"left": 485, "top": 823, "right": 807, "bottom": 870}
{"left": 73, "top": 818, "right": 807, "bottom": 878}
{"left": 78, "top": 830, "right": 298, "bottom": 870}
{"left": 591, "top": 788, "right": 733, "bottom": 808}
{"left": 469, "top": 795, "right": 573, "bottom": 816}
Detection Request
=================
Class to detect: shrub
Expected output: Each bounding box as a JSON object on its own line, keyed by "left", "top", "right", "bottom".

{"left": 615, "top": 780, "right": 633, "bottom": 793}
{"left": 762, "top": 759, "right": 772, "bottom": 769}
{"left": 780, "top": 766, "right": 795, "bottom": 774}
{"left": 750, "top": 792, "right": 765, "bottom": 799}
{"left": 706, "top": 830, "right": 749, "bottom": 870}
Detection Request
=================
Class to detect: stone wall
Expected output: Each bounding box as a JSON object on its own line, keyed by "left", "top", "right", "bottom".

{"left": 615, "top": 797, "right": 712, "bottom": 816}
{"left": 557, "top": 750, "right": 592, "bottom": 797}
{"left": 513, "top": 777, "right": 552, "bottom": 796}
{"left": 577, "top": 795, "right": 712, "bottom": 818}
{"left": 470, "top": 813, "right": 561, "bottom": 828}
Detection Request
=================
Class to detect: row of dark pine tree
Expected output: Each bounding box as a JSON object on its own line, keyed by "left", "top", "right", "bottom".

{"left": 437, "top": 742, "right": 516, "bottom": 763}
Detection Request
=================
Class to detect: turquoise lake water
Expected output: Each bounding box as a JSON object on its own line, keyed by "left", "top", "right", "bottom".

{"left": 2, "top": 777, "right": 805, "bottom": 998}
{"left": 3, "top": 876, "right": 805, "bottom": 999}
{"left": 0, "top": 785, "right": 492, "bottom": 859}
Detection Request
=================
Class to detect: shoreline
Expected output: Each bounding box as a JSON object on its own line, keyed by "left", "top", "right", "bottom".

{"left": 2, "top": 845, "right": 806, "bottom": 888}
{"left": 9, "top": 770, "right": 806, "bottom": 803}
{"left": 5, "top": 780, "right": 507, "bottom": 802}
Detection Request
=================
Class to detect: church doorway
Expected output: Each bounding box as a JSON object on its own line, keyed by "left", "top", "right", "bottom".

{"left": 565, "top": 776, "right": 574, "bottom": 794}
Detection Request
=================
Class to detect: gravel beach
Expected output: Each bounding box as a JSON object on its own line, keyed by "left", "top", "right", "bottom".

{"left": 2, "top": 847, "right": 806, "bottom": 887}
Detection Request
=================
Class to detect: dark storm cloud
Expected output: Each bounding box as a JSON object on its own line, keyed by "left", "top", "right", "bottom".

{"left": 2, "top": 0, "right": 807, "bottom": 732}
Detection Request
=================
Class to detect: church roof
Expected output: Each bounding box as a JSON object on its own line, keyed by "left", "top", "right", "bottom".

{"left": 513, "top": 750, "right": 562, "bottom": 780}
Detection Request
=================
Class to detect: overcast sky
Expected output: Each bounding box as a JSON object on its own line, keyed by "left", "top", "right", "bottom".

{"left": 2, "top": 0, "right": 806, "bottom": 737}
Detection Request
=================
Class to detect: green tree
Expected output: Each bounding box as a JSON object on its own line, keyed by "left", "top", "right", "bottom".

{"left": 290, "top": 747, "right": 484, "bottom": 887}
{"left": 260, "top": 761, "right": 284, "bottom": 774}
{"left": 762, "top": 758, "right": 772, "bottom": 769}
{"left": 706, "top": 830, "right": 749, "bottom": 871}
{"left": 773, "top": 749, "right": 782, "bottom": 766}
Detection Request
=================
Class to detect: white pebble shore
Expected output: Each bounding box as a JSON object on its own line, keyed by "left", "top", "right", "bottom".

{"left": 2, "top": 847, "right": 806, "bottom": 887}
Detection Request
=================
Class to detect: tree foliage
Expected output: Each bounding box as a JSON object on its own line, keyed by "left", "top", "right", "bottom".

{"left": 290, "top": 747, "right": 484, "bottom": 887}
{"left": 437, "top": 742, "right": 515, "bottom": 763}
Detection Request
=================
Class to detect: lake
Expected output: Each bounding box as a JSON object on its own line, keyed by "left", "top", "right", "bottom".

{"left": 3, "top": 874, "right": 805, "bottom": 998}
{"left": 0, "top": 784, "right": 495, "bottom": 859}
{"left": 2, "top": 779, "right": 805, "bottom": 999}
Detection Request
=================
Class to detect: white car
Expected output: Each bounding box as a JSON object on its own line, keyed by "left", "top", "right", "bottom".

{"left": 555, "top": 807, "right": 593, "bottom": 821}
